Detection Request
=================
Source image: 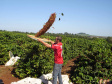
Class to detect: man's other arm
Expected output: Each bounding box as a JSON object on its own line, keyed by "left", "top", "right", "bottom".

{"left": 49, "top": 40, "right": 55, "bottom": 44}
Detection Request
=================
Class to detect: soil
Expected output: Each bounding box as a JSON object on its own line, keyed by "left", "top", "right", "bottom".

{"left": 0, "top": 65, "right": 20, "bottom": 84}
{"left": 0, "top": 56, "right": 79, "bottom": 84}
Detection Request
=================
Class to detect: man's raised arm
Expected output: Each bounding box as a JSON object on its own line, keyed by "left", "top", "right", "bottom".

{"left": 38, "top": 38, "right": 52, "bottom": 48}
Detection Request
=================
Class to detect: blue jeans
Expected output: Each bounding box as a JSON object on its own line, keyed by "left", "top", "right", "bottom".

{"left": 53, "top": 63, "right": 63, "bottom": 84}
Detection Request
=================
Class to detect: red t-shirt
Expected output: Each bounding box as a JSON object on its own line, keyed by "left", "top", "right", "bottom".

{"left": 51, "top": 42, "right": 63, "bottom": 64}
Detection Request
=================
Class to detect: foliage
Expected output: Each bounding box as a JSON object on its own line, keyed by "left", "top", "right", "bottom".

{"left": 0, "top": 30, "right": 112, "bottom": 83}
{"left": 106, "top": 37, "right": 112, "bottom": 43}
{"left": 71, "top": 39, "right": 112, "bottom": 84}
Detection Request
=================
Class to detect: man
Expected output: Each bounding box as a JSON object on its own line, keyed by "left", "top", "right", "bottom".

{"left": 38, "top": 36, "right": 63, "bottom": 84}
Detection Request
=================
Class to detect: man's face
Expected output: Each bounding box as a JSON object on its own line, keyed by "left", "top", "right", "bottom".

{"left": 55, "top": 37, "right": 58, "bottom": 43}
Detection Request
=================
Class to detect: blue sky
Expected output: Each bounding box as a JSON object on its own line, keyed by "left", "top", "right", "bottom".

{"left": 0, "top": 0, "right": 112, "bottom": 36}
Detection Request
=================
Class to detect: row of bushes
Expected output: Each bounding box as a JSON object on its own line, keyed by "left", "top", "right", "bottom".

{"left": 0, "top": 30, "right": 112, "bottom": 83}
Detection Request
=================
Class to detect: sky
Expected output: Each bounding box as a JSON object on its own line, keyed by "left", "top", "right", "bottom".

{"left": 0, "top": 0, "right": 112, "bottom": 36}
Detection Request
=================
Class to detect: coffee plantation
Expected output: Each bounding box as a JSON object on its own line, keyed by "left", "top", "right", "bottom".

{"left": 0, "top": 30, "right": 112, "bottom": 84}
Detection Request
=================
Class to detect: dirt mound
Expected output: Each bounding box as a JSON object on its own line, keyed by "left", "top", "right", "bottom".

{"left": 61, "top": 57, "right": 78, "bottom": 76}
{"left": 0, "top": 65, "right": 20, "bottom": 84}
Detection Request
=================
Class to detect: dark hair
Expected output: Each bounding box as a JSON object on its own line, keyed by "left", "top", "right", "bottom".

{"left": 56, "top": 36, "right": 62, "bottom": 42}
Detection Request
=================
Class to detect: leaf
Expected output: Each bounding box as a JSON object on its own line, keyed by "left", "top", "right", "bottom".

{"left": 59, "top": 18, "right": 61, "bottom": 21}
{"left": 61, "top": 13, "right": 64, "bottom": 16}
